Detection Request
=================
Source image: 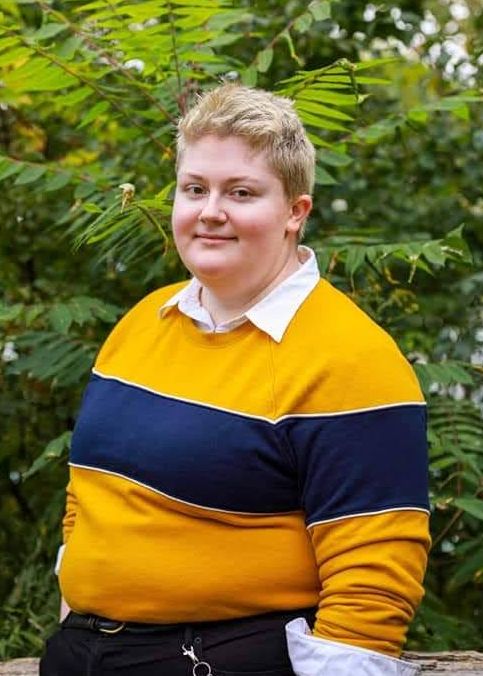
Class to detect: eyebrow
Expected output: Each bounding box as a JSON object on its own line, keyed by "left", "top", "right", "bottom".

{"left": 178, "top": 173, "right": 264, "bottom": 185}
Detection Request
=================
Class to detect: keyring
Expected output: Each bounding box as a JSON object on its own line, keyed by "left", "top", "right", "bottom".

{"left": 182, "top": 643, "right": 213, "bottom": 676}
{"left": 193, "top": 661, "right": 212, "bottom": 676}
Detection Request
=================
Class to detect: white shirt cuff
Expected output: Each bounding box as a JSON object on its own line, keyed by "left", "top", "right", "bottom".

{"left": 285, "top": 617, "right": 421, "bottom": 676}
{"left": 54, "top": 544, "right": 66, "bottom": 576}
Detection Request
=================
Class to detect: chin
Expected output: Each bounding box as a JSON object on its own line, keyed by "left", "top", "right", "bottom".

{"left": 184, "top": 252, "right": 239, "bottom": 281}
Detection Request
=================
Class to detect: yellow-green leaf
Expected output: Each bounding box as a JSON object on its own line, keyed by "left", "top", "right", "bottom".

{"left": 296, "top": 99, "right": 354, "bottom": 121}
{"left": 77, "top": 101, "right": 110, "bottom": 129}
{"left": 0, "top": 46, "right": 32, "bottom": 67}
{"left": 294, "top": 12, "right": 313, "bottom": 33}
{"left": 308, "top": 0, "right": 331, "bottom": 21}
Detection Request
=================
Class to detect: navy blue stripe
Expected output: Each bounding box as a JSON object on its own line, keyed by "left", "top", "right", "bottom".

{"left": 70, "top": 374, "right": 429, "bottom": 519}
{"left": 278, "top": 405, "right": 429, "bottom": 525}
{"left": 70, "top": 374, "right": 298, "bottom": 513}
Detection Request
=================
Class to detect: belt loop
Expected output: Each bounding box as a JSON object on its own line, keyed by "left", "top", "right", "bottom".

{"left": 194, "top": 634, "right": 203, "bottom": 659}
{"left": 183, "top": 625, "right": 193, "bottom": 651}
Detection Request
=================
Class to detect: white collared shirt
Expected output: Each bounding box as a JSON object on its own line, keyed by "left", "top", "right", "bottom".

{"left": 160, "top": 246, "right": 320, "bottom": 342}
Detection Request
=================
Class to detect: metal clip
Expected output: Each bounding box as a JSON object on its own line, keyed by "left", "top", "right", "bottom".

{"left": 181, "top": 643, "right": 212, "bottom": 676}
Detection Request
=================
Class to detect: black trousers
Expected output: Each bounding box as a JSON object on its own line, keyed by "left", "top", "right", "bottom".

{"left": 40, "top": 608, "right": 315, "bottom": 676}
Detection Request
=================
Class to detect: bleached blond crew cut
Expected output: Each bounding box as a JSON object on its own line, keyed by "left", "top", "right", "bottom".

{"left": 176, "top": 83, "right": 316, "bottom": 203}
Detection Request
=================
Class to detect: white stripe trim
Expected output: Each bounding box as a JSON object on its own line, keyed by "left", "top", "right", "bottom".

{"left": 69, "top": 462, "right": 300, "bottom": 518}
{"left": 92, "top": 369, "right": 426, "bottom": 425}
{"left": 307, "top": 506, "right": 430, "bottom": 529}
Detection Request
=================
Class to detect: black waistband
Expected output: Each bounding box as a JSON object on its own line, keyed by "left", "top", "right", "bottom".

{"left": 62, "top": 608, "right": 316, "bottom": 636}
{"left": 62, "top": 612, "right": 182, "bottom": 634}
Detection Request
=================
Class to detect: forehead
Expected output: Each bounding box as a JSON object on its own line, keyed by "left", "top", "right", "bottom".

{"left": 177, "top": 134, "right": 279, "bottom": 183}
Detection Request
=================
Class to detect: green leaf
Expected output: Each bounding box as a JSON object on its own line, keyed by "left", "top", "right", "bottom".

{"left": 33, "top": 23, "right": 67, "bottom": 40}
{"left": 241, "top": 65, "right": 257, "bottom": 87}
{"left": 447, "top": 542, "right": 483, "bottom": 590}
{"left": 296, "top": 99, "right": 354, "bottom": 121}
{"left": 453, "top": 498, "right": 483, "bottom": 521}
{"left": 256, "top": 47, "right": 273, "bottom": 74}
{"left": 314, "top": 164, "right": 336, "bottom": 185}
{"left": 56, "top": 35, "right": 83, "bottom": 59}
{"left": 83, "top": 202, "right": 103, "bottom": 214}
{"left": 48, "top": 304, "right": 73, "bottom": 334}
{"left": 294, "top": 12, "right": 313, "bottom": 33}
{"left": 0, "top": 37, "right": 20, "bottom": 53}
{"left": 422, "top": 242, "right": 446, "bottom": 267}
{"left": 302, "top": 88, "right": 363, "bottom": 106}
{"left": 56, "top": 86, "right": 93, "bottom": 107}
{"left": 408, "top": 108, "right": 429, "bottom": 124}
{"left": 77, "top": 101, "right": 111, "bottom": 129}
{"left": 22, "top": 431, "right": 72, "bottom": 480}
{"left": 0, "top": 159, "right": 23, "bottom": 182}
{"left": 0, "top": 303, "right": 24, "bottom": 323}
{"left": 345, "top": 246, "right": 366, "bottom": 277}
{"left": 353, "top": 57, "right": 400, "bottom": 71}
{"left": 297, "top": 109, "right": 349, "bottom": 132}
{"left": 0, "top": 46, "right": 32, "bottom": 67}
{"left": 44, "top": 172, "right": 73, "bottom": 192}
{"left": 308, "top": 0, "right": 331, "bottom": 21}
{"left": 13, "top": 165, "right": 47, "bottom": 185}
{"left": 317, "top": 149, "right": 353, "bottom": 167}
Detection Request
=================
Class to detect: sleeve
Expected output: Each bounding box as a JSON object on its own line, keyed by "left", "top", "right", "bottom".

{"left": 282, "top": 340, "right": 431, "bottom": 675}
{"left": 55, "top": 476, "right": 78, "bottom": 575}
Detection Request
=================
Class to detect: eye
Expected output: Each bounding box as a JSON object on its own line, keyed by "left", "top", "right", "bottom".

{"left": 184, "top": 184, "right": 206, "bottom": 197}
{"left": 231, "top": 188, "right": 252, "bottom": 199}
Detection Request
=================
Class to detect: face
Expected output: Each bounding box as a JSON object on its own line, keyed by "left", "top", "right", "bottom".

{"left": 172, "top": 135, "right": 312, "bottom": 295}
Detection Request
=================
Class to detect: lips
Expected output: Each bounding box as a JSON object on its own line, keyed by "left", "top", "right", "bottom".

{"left": 195, "top": 234, "right": 236, "bottom": 240}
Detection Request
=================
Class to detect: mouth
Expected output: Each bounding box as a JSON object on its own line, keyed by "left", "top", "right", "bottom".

{"left": 195, "top": 234, "right": 236, "bottom": 241}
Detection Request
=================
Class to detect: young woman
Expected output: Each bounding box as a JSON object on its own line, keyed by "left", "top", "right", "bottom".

{"left": 41, "top": 84, "right": 430, "bottom": 676}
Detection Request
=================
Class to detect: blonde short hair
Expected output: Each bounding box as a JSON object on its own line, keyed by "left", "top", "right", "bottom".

{"left": 176, "top": 84, "right": 315, "bottom": 203}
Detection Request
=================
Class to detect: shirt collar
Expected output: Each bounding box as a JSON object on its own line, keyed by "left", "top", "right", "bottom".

{"left": 160, "top": 246, "right": 320, "bottom": 342}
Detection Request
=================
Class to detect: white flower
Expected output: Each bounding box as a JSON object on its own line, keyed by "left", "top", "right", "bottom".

{"left": 2, "top": 341, "right": 18, "bottom": 363}
{"left": 124, "top": 59, "right": 145, "bottom": 73}
{"left": 331, "top": 198, "right": 348, "bottom": 212}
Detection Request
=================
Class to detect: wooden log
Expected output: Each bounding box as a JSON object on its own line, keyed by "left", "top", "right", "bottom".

{"left": 403, "top": 651, "right": 483, "bottom": 674}
{"left": 1, "top": 652, "right": 483, "bottom": 675}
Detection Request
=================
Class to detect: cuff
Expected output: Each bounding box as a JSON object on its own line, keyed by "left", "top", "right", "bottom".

{"left": 285, "top": 618, "right": 421, "bottom": 676}
{"left": 54, "top": 544, "right": 66, "bottom": 576}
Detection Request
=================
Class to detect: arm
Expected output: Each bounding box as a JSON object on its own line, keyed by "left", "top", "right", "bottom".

{"left": 283, "top": 350, "right": 430, "bottom": 674}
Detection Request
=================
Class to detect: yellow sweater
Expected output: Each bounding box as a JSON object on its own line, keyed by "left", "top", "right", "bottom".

{"left": 59, "top": 279, "right": 430, "bottom": 655}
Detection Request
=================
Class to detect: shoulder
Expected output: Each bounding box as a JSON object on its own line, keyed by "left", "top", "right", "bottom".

{"left": 300, "top": 279, "right": 388, "bottom": 339}
{"left": 126, "top": 280, "right": 189, "bottom": 317}
{"left": 280, "top": 279, "right": 423, "bottom": 410}
{"left": 94, "top": 280, "right": 188, "bottom": 367}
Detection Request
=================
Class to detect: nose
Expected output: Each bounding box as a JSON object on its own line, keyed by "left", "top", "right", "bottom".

{"left": 199, "top": 192, "right": 227, "bottom": 224}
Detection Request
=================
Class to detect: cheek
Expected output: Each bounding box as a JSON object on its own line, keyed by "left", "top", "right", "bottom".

{"left": 172, "top": 200, "right": 195, "bottom": 236}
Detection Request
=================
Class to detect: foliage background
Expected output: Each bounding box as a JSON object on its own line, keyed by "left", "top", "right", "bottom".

{"left": 0, "top": 0, "right": 482, "bottom": 658}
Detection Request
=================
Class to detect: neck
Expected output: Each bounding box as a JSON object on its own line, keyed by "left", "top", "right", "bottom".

{"left": 200, "top": 248, "right": 301, "bottom": 326}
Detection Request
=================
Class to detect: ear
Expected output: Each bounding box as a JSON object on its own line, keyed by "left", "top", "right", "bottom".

{"left": 286, "top": 194, "right": 313, "bottom": 235}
